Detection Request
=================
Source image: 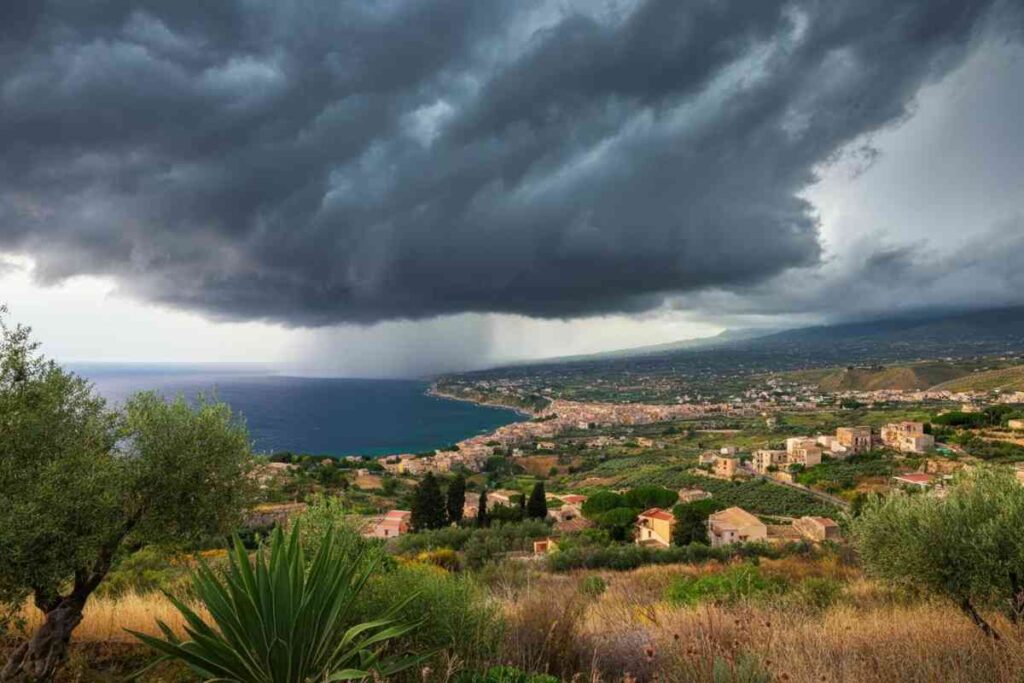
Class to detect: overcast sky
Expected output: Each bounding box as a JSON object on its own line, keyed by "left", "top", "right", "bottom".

{"left": 1, "top": 0, "right": 1022, "bottom": 377}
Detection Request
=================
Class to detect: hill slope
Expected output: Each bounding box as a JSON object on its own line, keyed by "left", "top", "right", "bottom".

{"left": 785, "top": 363, "right": 973, "bottom": 391}
{"left": 931, "top": 365, "right": 1024, "bottom": 392}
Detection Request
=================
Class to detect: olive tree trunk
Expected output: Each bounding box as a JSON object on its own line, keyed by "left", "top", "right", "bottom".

{"left": 1, "top": 595, "right": 88, "bottom": 681}
{"left": 2, "top": 547, "right": 115, "bottom": 682}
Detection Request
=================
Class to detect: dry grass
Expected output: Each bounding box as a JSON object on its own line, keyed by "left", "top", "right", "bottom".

{"left": 11, "top": 557, "right": 1024, "bottom": 682}
{"left": 497, "top": 559, "right": 1024, "bottom": 682}
{"left": 17, "top": 592, "right": 200, "bottom": 643}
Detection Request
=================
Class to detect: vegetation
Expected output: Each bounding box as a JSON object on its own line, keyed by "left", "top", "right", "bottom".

{"left": 411, "top": 473, "right": 448, "bottom": 531}
{"left": 853, "top": 468, "right": 1024, "bottom": 638}
{"left": 665, "top": 564, "right": 786, "bottom": 606}
{"left": 673, "top": 499, "right": 725, "bottom": 545}
{"left": 447, "top": 473, "right": 467, "bottom": 524}
{"left": 526, "top": 482, "right": 547, "bottom": 520}
{"left": 132, "top": 526, "right": 426, "bottom": 681}
{"left": 0, "top": 309, "right": 253, "bottom": 680}
{"left": 795, "top": 452, "right": 897, "bottom": 493}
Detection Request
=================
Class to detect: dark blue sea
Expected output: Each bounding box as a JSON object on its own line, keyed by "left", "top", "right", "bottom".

{"left": 70, "top": 364, "right": 521, "bottom": 457}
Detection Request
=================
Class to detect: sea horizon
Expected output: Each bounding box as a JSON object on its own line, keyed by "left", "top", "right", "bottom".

{"left": 69, "top": 363, "right": 521, "bottom": 458}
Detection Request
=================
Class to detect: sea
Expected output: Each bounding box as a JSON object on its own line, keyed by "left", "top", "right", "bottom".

{"left": 70, "top": 364, "right": 522, "bottom": 457}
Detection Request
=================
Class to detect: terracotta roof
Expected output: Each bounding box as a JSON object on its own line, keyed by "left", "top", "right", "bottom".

{"left": 809, "top": 516, "right": 839, "bottom": 527}
{"left": 638, "top": 507, "right": 674, "bottom": 522}
{"left": 709, "top": 506, "right": 762, "bottom": 529}
{"left": 384, "top": 510, "right": 412, "bottom": 520}
{"left": 560, "top": 494, "right": 587, "bottom": 505}
{"left": 555, "top": 517, "right": 595, "bottom": 533}
{"left": 894, "top": 473, "right": 935, "bottom": 484}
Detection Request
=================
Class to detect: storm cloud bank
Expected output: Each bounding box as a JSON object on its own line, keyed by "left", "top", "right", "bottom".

{"left": 0, "top": 0, "right": 1021, "bottom": 326}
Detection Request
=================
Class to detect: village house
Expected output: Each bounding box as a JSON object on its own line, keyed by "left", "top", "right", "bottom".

{"left": 367, "top": 510, "right": 411, "bottom": 539}
{"left": 793, "top": 516, "right": 842, "bottom": 542}
{"left": 892, "top": 472, "right": 937, "bottom": 490}
{"left": 489, "top": 489, "right": 522, "bottom": 507}
{"left": 699, "top": 451, "right": 719, "bottom": 466}
{"left": 1008, "top": 419, "right": 1024, "bottom": 431}
{"left": 558, "top": 494, "right": 588, "bottom": 506}
{"left": 720, "top": 446, "right": 737, "bottom": 456}
{"left": 836, "top": 426, "right": 873, "bottom": 454}
{"left": 714, "top": 455, "right": 739, "bottom": 478}
{"left": 462, "top": 492, "right": 481, "bottom": 519}
{"left": 678, "top": 488, "right": 712, "bottom": 504}
{"left": 752, "top": 449, "right": 787, "bottom": 474}
{"left": 533, "top": 537, "right": 559, "bottom": 555}
{"left": 635, "top": 507, "right": 676, "bottom": 548}
{"left": 881, "top": 422, "right": 935, "bottom": 454}
{"left": 708, "top": 507, "right": 768, "bottom": 547}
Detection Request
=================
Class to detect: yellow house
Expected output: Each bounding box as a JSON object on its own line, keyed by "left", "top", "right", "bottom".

{"left": 714, "top": 456, "right": 739, "bottom": 478}
{"left": 635, "top": 507, "right": 675, "bottom": 548}
{"left": 708, "top": 507, "right": 767, "bottom": 547}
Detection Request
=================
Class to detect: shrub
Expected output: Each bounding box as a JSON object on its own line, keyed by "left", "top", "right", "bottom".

{"left": 356, "top": 562, "right": 503, "bottom": 674}
{"left": 415, "top": 548, "right": 463, "bottom": 572}
{"left": 132, "top": 526, "right": 426, "bottom": 681}
{"left": 578, "top": 575, "right": 607, "bottom": 598}
{"left": 664, "top": 564, "right": 787, "bottom": 606}
{"left": 791, "top": 576, "right": 843, "bottom": 611}
{"left": 460, "top": 665, "right": 560, "bottom": 683}
{"left": 547, "top": 542, "right": 784, "bottom": 572}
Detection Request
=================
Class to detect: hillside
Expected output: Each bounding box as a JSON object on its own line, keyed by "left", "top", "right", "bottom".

{"left": 444, "top": 307, "right": 1024, "bottom": 402}
{"left": 931, "top": 365, "right": 1024, "bottom": 392}
{"left": 783, "top": 363, "right": 975, "bottom": 392}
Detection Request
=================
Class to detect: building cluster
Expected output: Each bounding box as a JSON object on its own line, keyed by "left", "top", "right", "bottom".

{"left": 632, "top": 503, "right": 841, "bottom": 549}
{"left": 880, "top": 421, "right": 936, "bottom": 453}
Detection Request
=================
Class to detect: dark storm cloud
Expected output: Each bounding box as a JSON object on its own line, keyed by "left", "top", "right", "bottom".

{"left": 0, "top": 0, "right": 1020, "bottom": 325}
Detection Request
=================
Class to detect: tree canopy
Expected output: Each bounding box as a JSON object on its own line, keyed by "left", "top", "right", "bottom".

{"left": 411, "top": 472, "right": 447, "bottom": 531}
{"left": 0, "top": 308, "right": 255, "bottom": 679}
{"left": 527, "top": 482, "right": 548, "bottom": 520}
{"left": 852, "top": 467, "right": 1024, "bottom": 638}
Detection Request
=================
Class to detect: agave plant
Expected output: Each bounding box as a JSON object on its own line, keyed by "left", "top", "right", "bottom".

{"left": 131, "top": 525, "right": 426, "bottom": 681}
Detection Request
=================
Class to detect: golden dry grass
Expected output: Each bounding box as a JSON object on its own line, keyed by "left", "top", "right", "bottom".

{"left": 497, "top": 559, "right": 1024, "bottom": 682}
{"left": 18, "top": 592, "right": 200, "bottom": 643}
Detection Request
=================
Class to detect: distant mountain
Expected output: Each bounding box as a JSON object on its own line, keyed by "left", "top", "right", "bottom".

{"left": 543, "top": 326, "right": 779, "bottom": 363}
{"left": 459, "top": 306, "right": 1024, "bottom": 380}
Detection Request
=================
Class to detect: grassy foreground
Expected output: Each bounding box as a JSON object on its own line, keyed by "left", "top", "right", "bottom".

{"left": 7, "top": 556, "right": 1024, "bottom": 682}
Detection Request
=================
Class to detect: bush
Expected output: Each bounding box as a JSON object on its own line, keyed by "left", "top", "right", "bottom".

{"left": 547, "top": 542, "right": 785, "bottom": 572}
{"left": 581, "top": 490, "right": 626, "bottom": 518}
{"left": 623, "top": 485, "right": 679, "bottom": 510}
{"left": 578, "top": 575, "right": 607, "bottom": 598}
{"left": 132, "top": 526, "right": 425, "bottom": 682}
{"left": 791, "top": 576, "right": 844, "bottom": 611}
{"left": 665, "top": 564, "right": 787, "bottom": 606}
{"left": 355, "top": 562, "right": 503, "bottom": 674}
{"left": 460, "top": 666, "right": 560, "bottom": 683}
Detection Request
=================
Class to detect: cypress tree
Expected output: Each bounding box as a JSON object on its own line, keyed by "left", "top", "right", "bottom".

{"left": 476, "top": 488, "right": 490, "bottom": 528}
{"left": 446, "top": 473, "right": 466, "bottom": 524}
{"left": 411, "top": 472, "right": 447, "bottom": 531}
{"left": 527, "top": 482, "right": 548, "bottom": 520}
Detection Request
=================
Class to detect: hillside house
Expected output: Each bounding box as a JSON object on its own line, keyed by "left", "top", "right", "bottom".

{"left": 489, "top": 489, "right": 522, "bottom": 507}
{"left": 367, "top": 510, "right": 411, "bottom": 539}
{"left": 708, "top": 507, "right": 767, "bottom": 547}
{"left": 635, "top": 507, "right": 676, "bottom": 548}
{"left": 881, "top": 422, "right": 935, "bottom": 454}
{"left": 714, "top": 456, "right": 739, "bottom": 478}
{"left": 836, "top": 426, "right": 873, "bottom": 454}
{"left": 533, "top": 538, "right": 559, "bottom": 555}
{"left": 699, "top": 451, "right": 719, "bottom": 466}
{"left": 794, "top": 516, "right": 842, "bottom": 542}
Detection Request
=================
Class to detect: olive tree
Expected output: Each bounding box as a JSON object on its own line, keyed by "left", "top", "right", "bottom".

{"left": 0, "top": 310, "right": 255, "bottom": 680}
{"left": 852, "top": 467, "right": 1024, "bottom": 639}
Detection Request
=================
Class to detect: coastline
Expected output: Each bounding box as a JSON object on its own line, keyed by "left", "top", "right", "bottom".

{"left": 426, "top": 383, "right": 537, "bottom": 419}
